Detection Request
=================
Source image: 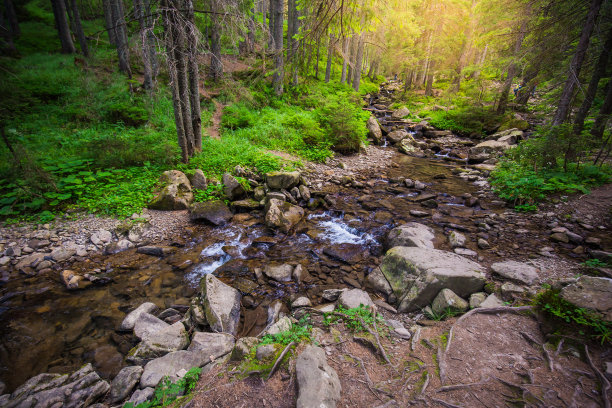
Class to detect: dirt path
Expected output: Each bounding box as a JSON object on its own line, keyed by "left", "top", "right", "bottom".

{"left": 206, "top": 99, "right": 225, "bottom": 139}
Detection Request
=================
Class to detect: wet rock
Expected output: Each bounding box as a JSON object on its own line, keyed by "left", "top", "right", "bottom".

{"left": 296, "top": 346, "right": 341, "bottom": 408}
{"left": 110, "top": 366, "right": 143, "bottom": 404}
{"left": 263, "top": 263, "right": 295, "bottom": 282}
{"left": 386, "top": 222, "right": 435, "bottom": 249}
{"left": 590, "top": 250, "right": 612, "bottom": 263}
{"left": 366, "top": 267, "right": 393, "bottom": 297}
{"left": 190, "top": 200, "right": 233, "bottom": 226}
{"left": 471, "top": 139, "right": 514, "bottom": 154}
{"left": 491, "top": 261, "right": 538, "bottom": 285}
{"left": 0, "top": 256, "right": 9, "bottom": 266}
{"left": 256, "top": 344, "right": 276, "bottom": 361}
{"left": 120, "top": 302, "right": 159, "bottom": 331}
{"left": 60, "top": 269, "right": 89, "bottom": 290}
{"left": 469, "top": 292, "right": 487, "bottom": 308}
{"left": 231, "top": 199, "right": 261, "bottom": 212}
{"left": 387, "top": 129, "right": 408, "bottom": 144}
{"left": 90, "top": 229, "right": 112, "bottom": 246}
{"left": 222, "top": 173, "right": 247, "bottom": 201}
{"left": 50, "top": 246, "right": 76, "bottom": 262}
{"left": 398, "top": 136, "right": 422, "bottom": 155}
{"left": 323, "top": 243, "right": 365, "bottom": 264}
{"left": 15, "top": 252, "right": 45, "bottom": 272}
{"left": 292, "top": 296, "right": 312, "bottom": 308}
{"left": 189, "top": 169, "right": 207, "bottom": 190}
{"left": 188, "top": 332, "right": 235, "bottom": 361}
{"left": 367, "top": 116, "right": 383, "bottom": 144}
{"left": 409, "top": 210, "right": 429, "bottom": 217}
{"left": 148, "top": 170, "right": 193, "bottom": 210}
{"left": 381, "top": 247, "right": 486, "bottom": 312}
{"left": 141, "top": 321, "right": 190, "bottom": 355}
{"left": 448, "top": 231, "right": 466, "bottom": 248}
{"left": 265, "top": 171, "right": 301, "bottom": 190}
{"left": 265, "top": 199, "right": 304, "bottom": 233}
{"left": 231, "top": 337, "right": 258, "bottom": 361}
{"left": 432, "top": 288, "right": 469, "bottom": 314}
{"left": 560, "top": 276, "right": 612, "bottom": 321}
{"left": 299, "top": 185, "right": 311, "bottom": 201}
{"left": 200, "top": 274, "right": 241, "bottom": 335}
{"left": 4, "top": 364, "right": 109, "bottom": 408}
{"left": 137, "top": 246, "right": 176, "bottom": 257}
{"left": 140, "top": 350, "right": 209, "bottom": 388}
{"left": 392, "top": 107, "right": 411, "bottom": 118}
{"left": 479, "top": 293, "right": 504, "bottom": 308}
{"left": 104, "top": 239, "right": 134, "bottom": 255}
{"left": 477, "top": 238, "right": 490, "bottom": 249}
{"left": 134, "top": 313, "right": 169, "bottom": 341}
{"left": 338, "top": 289, "right": 374, "bottom": 309}
{"left": 127, "top": 387, "right": 155, "bottom": 406}
{"left": 253, "top": 186, "right": 266, "bottom": 201}
{"left": 322, "top": 289, "right": 344, "bottom": 302}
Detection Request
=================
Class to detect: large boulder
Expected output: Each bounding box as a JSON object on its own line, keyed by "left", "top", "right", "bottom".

{"left": 263, "top": 263, "right": 295, "bottom": 282}
{"left": 133, "top": 313, "right": 169, "bottom": 341}
{"left": 296, "top": 346, "right": 341, "bottom": 408}
{"left": 139, "top": 321, "right": 190, "bottom": 354}
{"left": 189, "top": 200, "right": 233, "bottom": 226}
{"left": 431, "top": 288, "right": 469, "bottom": 314}
{"left": 188, "top": 332, "right": 235, "bottom": 361}
{"left": 380, "top": 247, "right": 486, "bottom": 312}
{"left": 491, "top": 261, "right": 538, "bottom": 285}
{"left": 366, "top": 267, "right": 393, "bottom": 297}
{"left": 386, "top": 222, "right": 435, "bottom": 250}
{"left": 265, "top": 198, "right": 304, "bottom": 233}
{"left": 200, "top": 274, "right": 241, "bottom": 335}
{"left": 140, "top": 351, "right": 209, "bottom": 388}
{"left": 470, "top": 140, "right": 515, "bottom": 156}
{"left": 398, "top": 136, "right": 422, "bottom": 155}
{"left": 392, "top": 107, "right": 411, "bottom": 118}
{"left": 222, "top": 173, "right": 247, "bottom": 201}
{"left": 109, "top": 366, "right": 143, "bottom": 404}
{"left": 387, "top": 129, "right": 408, "bottom": 144}
{"left": 265, "top": 171, "right": 301, "bottom": 190}
{"left": 367, "top": 116, "right": 383, "bottom": 144}
{"left": 338, "top": 289, "right": 374, "bottom": 310}
{"left": 120, "top": 302, "right": 158, "bottom": 331}
{"left": 148, "top": 170, "right": 193, "bottom": 210}
{"left": 3, "top": 364, "right": 109, "bottom": 408}
{"left": 560, "top": 276, "right": 612, "bottom": 321}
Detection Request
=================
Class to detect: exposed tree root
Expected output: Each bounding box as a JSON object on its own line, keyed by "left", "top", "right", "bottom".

{"left": 430, "top": 397, "right": 465, "bottom": 408}
{"left": 437, "top": 378, "right": 489, "bottom": 392}
{"left": 266, "top": 341, "right": 294, "bottom": 380}
{"left": 584, "top": 345, "right": 611, "bottom": 408}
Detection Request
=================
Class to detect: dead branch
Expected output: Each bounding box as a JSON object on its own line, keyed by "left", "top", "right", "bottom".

{"left": 584, "top": 345, "right": 611, "bottom": 408}
{"left": 430, "top": 397, "right": 465, "bottom": 408}
{"left": 411, "top": 327, "right": 421, "bottom": 351}
{"left": 420, "top": 372, "right": 430, "bottom": 396}
{"left": 438, "top": 345, "right": 447, "bottom": 385}
{"left": 542, "top": 343, "right": 555, "bottom": 372}
{"left": 266, "top": 341, "right": 295, "bottom": 380}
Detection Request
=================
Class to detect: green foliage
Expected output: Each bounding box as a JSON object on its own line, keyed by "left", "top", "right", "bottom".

{"left": 323, "top": 304, "right": 384, "bottom": 332}
{"left": 424, "top": 307, "right": 462, "bottom": 321}
{"left": 123, "top": 367, "right": 202, "bottom": 408}
{"left": 423, "top": 106, "right": 503, "bottom": 137}
{"left": 581, "top": 258, "right": 610, "bottom": 269}
{"left": 259, "top": 316, "right": 313, "bottom": 346}
{"left": 534, "top": 289, "right": 611, "bottom": 345}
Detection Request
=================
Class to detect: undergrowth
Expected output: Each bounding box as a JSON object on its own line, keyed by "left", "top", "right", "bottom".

{"left": 123, "top": 367, "right": 202, "bottom": 408}
{"left": 323, "top": 304, "right": 385, "bottom": 333}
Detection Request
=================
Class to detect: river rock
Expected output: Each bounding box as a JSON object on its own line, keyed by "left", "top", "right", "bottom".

{"left": 265, "top": 198, "right": 304, "bottom": 233}
{"left": 263, "top": 263, "right": 294, "bottom": 282}
{"left": 265, "top": 171, "right": 301, "bottom": 190}
{"left": 292, "top": 296, "right": 312, "bottom": 308}
{"left": 4, "top": 364, "right": 109, "bottom": 408}
{"left": 338, "top": 289, "right": 374, "bottom": 309}
{"left": 263, "top": 316, "right": 292, "bottom": 336}
{"left": 299, "top": 185, "right": 311, "bottom": 201}
{"left": 366, "top": 267, "right": 393, "bottom": 297}
{"left": 15, "top": 252, "right": 45, "bottom": 272}
{"left": 367, "top": 116, "right": 383, "bottom": 144}
{"left": 127, "top": 387, "right": 155, "bottom": 406}
{"left": 386, "top": 222, "right": 435, "bottom": 250}
{"left": 188, "top": 332, "right": 235, "bottom": 361}
{"left": 148, "top": 170, "right": 193, "bottom": 210}
{"left": 380, "top": 247, "right": 486, "bottom": 312}
{"left": 398, "top": 136, "right": 421, "bottom": 155}
{"left": 479, "top": 293, "right": 504, "bottom": 308}
{"left": 491, "top": 261, "right": 538, "bottom": 285}
{"left": 133, "top": 312, "right": 169, "bottom": 341}
{"left": 392, "top": 106, "right": 411, "bottom": 118}
{"left": 431, "top": 289, "right": 469, "bottom": 314}
{"left": 448, "top": 231, "right": 466, "bottom": 248}
{"left": 469, "top": 292, "right": 487, "bottom": 308}
{"left": 560, "top": 276, "right": 612, "bottom": 321}
{"left": 323, "top": 243, "right": 365, "bottom": 264}
{"left": 200, "top": 274, "right": 241, "bottom": 335}
{"left": 60, "top": 269, "right": 87, "bottom": 290}
{"left": 231, "top": 199, "right": 260, "bottom": 211}
{"left": 471, "top": 140, "right": 514, "bottom": 154}
{"left": 387, "top": 129, "right": 408, "bottom": 144}
{"left": 110, "top": 366, "right": 143, "bottom": 404}
{"left": 231, "top": 337, "right": 259, "bottom": 360}
{"left": 51, "top": 246, "right": 76, "bottom": 262}
{"left": 296, "top": 346, "right": 341, "bottom": 408}
{"left": 222, "top": 173, "right": 247, "bottom": 200}
{"left": 454, "top": 248, "right": 477, "bottom": 257}
{"left": 142, "top": 321, "right": 189, "bottom": 354}
{"left": 120, "top": 302, "right": 159, "bottom": 331}
{"left": 190, "top": 200, "right": 233, "bottom": 226}
{"left": 140, "top": 350, "right": 209, "bottom": 388}
{"left": 104, "top": 239, "right": 133, "bottom": 255}
{"left": 189, "top": 169, "right": 207, "bottom": 190}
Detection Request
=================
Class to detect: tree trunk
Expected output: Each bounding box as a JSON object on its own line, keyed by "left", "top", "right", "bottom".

{"left": 69, "top": 0, "right": 89, "bottom": 57}
{"left": 572, "top": 25, "right": 612, "bottom": 136}
{"left": 110, "top": 0, "right": 131, "bottom": 76}
{"left": 425, "top": 63, "right": 435, "bottom": 96}
{"left": 341, "top": 36, "right": 348, "bottom": 83}
{"left": 268, "top": 0, "right": 274, "bottom": 49}
{"left": 497, "top": 20, "right": 526, "bottom": 114}
{"left": 102, "top": 0, "right": 117, "bottom": 45}
{"left": 272, "top": 0, "right": 283, "bottom": 95}
{"left": 472, "top": 44, "right": 487, "bottom": 79}
{"left": 347, "top": 36, "right": 355, "bottom": 85}
{"left": 134, "top": 0, "right": 153, "bottom": 89}
{"left": 552, "top": 0, "right": 603, "bottom": 125}
{"left": 185, "top": 0, "right": 201, "bottom": 151}
{"left": 247, "top": 9, "right": 255, "bottom": 54}
{"left": 352, "top": 35, "right": 364, "bottom": 91}
{"left": 591, "top": 80, "right": 612, "bottom": 141}
{"left": 51, "top": 0, "right": 76, "bottom": 53}
{"left": 325, "top": 34, "right": 334, "bottom": 83}
{"left": 287, "top": 0, "right": 294, "bottom": 58}
{"left": 144, "top": 0, "right": 158, "bottom": 77}
{"left": 4, "top": 0, "right": 19, "bottom": 38}
{"left": 209, "top": 0, "right": 223, "bottom": 80}
{"left": 403, "top": 69, "right": 413, "bottom": 92}
{"left": 314, "top": 36, "right": 320, "bottom": 79}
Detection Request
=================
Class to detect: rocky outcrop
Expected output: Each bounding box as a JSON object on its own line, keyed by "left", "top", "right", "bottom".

{"left": 392, "top": 107, "right": 411, "bottom": 118}
{"left": 148, "top": 170, "right": 193, "bottom": 210}
{"left": 296, "top": 346, "right": 341, "bottom": 408}
{"left": 491, "top": 261, "right": 538, "bottom": 285}
{"left": 265, "top": 171, "right": 301, "bottom": 190}
{"left": 386, "top": 222, "right": 435, "bottom": 250}
{"left": 200, "top": 274, "right": 241, "bottom": 335}
{"left": 265, "top": 198, "right": 304, "bottom": 233}
{"left": 560, "top": 276, "right": 612, "bottom": 321}
{"left": 387, "top": 129, "right": 408, "bottom": 144}
{"left": 189, "top": 200, "right": 233, "bottom": 226}
{"left": 188, "top": 169, "right": 207, "bottom": 190}
{"left": 1, "top": 364, "right": 109, "bottom": 408}
{"left": 380, "top": 247, "right": 486, "bottom": 312}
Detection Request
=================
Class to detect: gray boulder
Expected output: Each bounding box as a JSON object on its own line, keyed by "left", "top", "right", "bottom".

{"left": 263, "top": 263, "right": 294, "bottom": 282}
{"left": 265, "top": 198, "right": 304, "bottom": 233}
{"left": 127, "top": 387, "right": 155, "bottom": 406}
{"left": 140, "top": 351, "right": 209, "bottom": 388}
{"left": 380, "top": 247, "right": 486, "bottom": 312}
{"left": 479, "top": 293, "right": 504, "bottom": 308}
{"left": 338, "top": 289, "right": 374, "bottom": 310}
{"left": 469, "top": 292, "right": 487, "bottom": 308}
{"left": 4, "top": 364, "right": 109, "bottom": 408}
{"left": 141, "top": 321, "right": 189, "bottom": 352}
{"left": 133, "top": 313, "right": 169, "bottom": 341}
{"left": 200, "top": 274, "right": 241, "bottom": 335}
{"left": 120, "top": 302, "right": 158, "bottom": 331}
{"left": 296, "top": 346, "right": 341, "bottom": 408}
{"left": 189, "top": 200, "right": 233, "bottom": 226}
{"left": 222, "top": 173, "right": 247, "bottom": 201}
{"left": 189, "top": 169, "right": 207, "bottom": 190}
{"left": 392, "top": 107, "right": 411, "bottom": 118}
{"left": 265, "top": 171, "right": 301, "bottom": 190}
{"left": 188, "top": 332, "right": 235, "bottom": 361}
{"left": 491, "top": 261, "right": 538, "bottom": 285}
{"left": 386, "top": 222, "right": 435, "bottom": 250}
{"left": 387, "top": 129, "right": 408, "bottom": 144}
{"left": 448, "top": 231, "right": 466, "bottom": 248}
{"left": 431, "top": 289, "right": 469, "bottom": 315}
{"left": 148, "top": 170, "right": 193, "bottom": 210}
{"left": 367, "top": 116, "right": 383, "bottom": 144}
{"left": 109, "top": 366, "right": 143, "bottom": 403}
{"left": 561, "top": 276, "right": 612, "bottom": 321}
{"left": 366, "top": 267, "right": 393, "bottom": 297}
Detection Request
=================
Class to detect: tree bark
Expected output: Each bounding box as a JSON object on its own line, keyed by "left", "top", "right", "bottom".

{"left": 341, "top": 36, "right": 348, "bottom": 83}
{"left": 497, "top": 20, "right": 526, "bottom": 114}
{"left": 209, "top": 0, "right": 223, "bottom": 80}
{"left": 102, "top": 0, "right": 117, "bottom": 45}
{"left": 472, "top": 44, "right": 487, "bottom": 79}
{"left": 4, "top": 0, "right": 19, "bottom": 38}
{"left": 272, "top": 0, "right": 283, "bottom": 95}
{"left": 352, "top": 34, "right": 364, "bottom": 91}
{"left": 347, "top": 36, "right": 355, "bottom": 85}
{"left": 134, "top": 0, "right": 153, "bottom": 89}
{"left": 185, "top": 0, "right": 201, "bottom": 150}
{"left": 314, "top": 35, "right": 321, "bottom": 79}
{"left": 110, "top": 0, "right": 131, "bottom": 76}
{"left": 591, "top": 80, "right": 612, "bottom": 141}
{"left": 268, "top": 0, "right": 274, "bottom": 49}
{"left": 287, "top": 0, "right": 294, "bottom": 58}
{"left": 425, "top": 63, "right": 435, "bottom": 96}
{"left": 572, "top": 25, "right": 612, "bottom": 136}
{"left": 290, "top": 1, "right": 299, "bottom": 86}
{"left": 325, "top": 34, "right": 334, "bottom": 83}
{"left": 552, "top": 0, "right": 603, "bottom": 125}
{"left": 69, "top": 0, "right": 89, "bottom": 57}
{"left": 51, "top": 0, "right": 76, "bottom": 53}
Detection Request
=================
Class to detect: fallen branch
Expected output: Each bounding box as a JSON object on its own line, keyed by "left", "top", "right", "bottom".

{"left": 420, "top": 372, "right": 430, "bottom": 396}
{"left": 266, "top": 341, "right": 295, "bottom": 381}
{"left": 411, "top": 327, "right": 421, "bottom": 351}
{"left": 438, "top": 345, "right": 447, "bottom": 385}
{"left": 430, "top": 397, "right": 465, "bottom": 408}
{"left": 542, "top": 343, "right": 555, "bottom": 372}
{"left": 584, "top": 345, "right": 611, "bottom": 408}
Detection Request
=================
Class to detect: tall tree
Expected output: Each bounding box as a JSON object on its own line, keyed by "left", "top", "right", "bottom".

{"left": 497, "top": 19, "right": 527, "bottom": 114}
{"left": 209, "top": 0, "right": 223, "bottom": 80}
{"left": 134, "top": 0, "right": 158, "bottom": 89}
{"left": 110, "top": 0, "right": 131, "bottom": 75}
{"left": 272, "top": 0, "right": 283, "bottom": 95}
{"left": 69, "top": 0, "right": 89, "bottom": 57}
{"left": 325, "top": 34, "right": 334, "bottom": 82}
{"left": 50, "top": 0, "right": 76, "bottom": 53}
{"left": 102, "top": 0, "right": 117, "bottom": 45}
{"left": 1, "top": 0, "right": 19, "bottom": 53}
{"left": 352, "top": 34, "right": 364, "bottom": 91}
{"left": 551, "top": 0, "right": 603, "bottom": 125}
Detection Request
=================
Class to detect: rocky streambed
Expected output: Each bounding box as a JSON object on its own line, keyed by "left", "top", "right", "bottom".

{"left": 0, "top": 82, "right": 610, "bottom": 406}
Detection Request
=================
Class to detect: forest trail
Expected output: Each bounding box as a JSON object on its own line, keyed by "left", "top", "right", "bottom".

{"left": 206, "top": 99, "right": 225, "bottom": 139}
